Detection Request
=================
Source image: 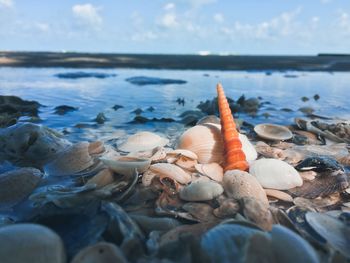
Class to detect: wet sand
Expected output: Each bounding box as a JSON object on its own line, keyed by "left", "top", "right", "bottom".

{"left": 1, "top": 51, "right": 350, "bottom": 71}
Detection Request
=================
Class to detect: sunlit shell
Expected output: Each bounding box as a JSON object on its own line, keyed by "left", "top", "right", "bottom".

{"left": 305, "top": 212, "right": 350, "bottom": 258}
{"left": 177, "top": 124, "right": 224, "bottom": 164}
{"left": 118, "top": 131, "right": 169, "bottom": 152}
{"left": 249, "top": 158, "right": 303, "bottom": 190}
{"left": 88, "top": 141, "right": 105, "bottom": 155}
{"left": 255, "top": 141, "right": 284, "bottom": 159}
{"left": 194, "top": 163, "right": 223, "bottom": 182}
{"left": 0, "top": 168, "right": 43, "bottom": 209}
{"left": 264, "top": 189, "right": 293, "bottom": 203}
{"left": 254, "top": 123, "right": 293, "bottom": 141}
{"left": 44, "top": 142, "right": 94, "bottom": 176}
{"left": 141, "top": 169, "right": 157, "bottom": 186}
{"left": 100, "top": 156, "right": 150, "bottom": 176}
{"left": 222, "top": 170, "right": 269, "bottom": 207}
{"left": 179, "top": 180, "right": 224, "bottom": 201}
{"left": 148, "top": 163, "right": 191, "bottom": 185}
{"left": 299, "top": 171, "right": 317, "bottom": 181}
{"left": 239, "top": 134, "right": 258, "bottom": 162}
{"left": 0, "top": 224, "right": 66, "bottom": 263}
{"left": 71, "top": 242, "right": 127, "bottom": 263}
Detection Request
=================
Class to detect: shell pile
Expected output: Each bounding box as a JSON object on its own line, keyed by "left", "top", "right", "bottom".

{"left": 0, "top": 83, "right": 349, "bottom": 263}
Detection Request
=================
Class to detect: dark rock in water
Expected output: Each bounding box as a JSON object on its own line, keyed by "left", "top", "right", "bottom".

{"left": 54, "top": 105, "right": 78, "bottom": 115}
{"left": 280, "top": 108, "right": 294, "bottom": 112}
{"left": 146, "top": 106, "right": 155, "bottom": 112}
{"left": 55, "top": 72, "right": 117, "bottom": 79}
{"left": 132, "top": 108, "right": 143, "bottom": 115}
{"left": 74, "top": 123, "right": 98, "bottom": 129}
{"left": 299, "top": 107, "right": 315, "bottom": 115}
{"left": 176, "top": 98, "right": 185, "bottom": 106}
{"left": 0, "top": 96, "right": 41, "bottom": 127}
{"left": 180, "top": 110, "right": 206, "bottom": 126}
{"left": 94, "top": 112, "right": 107, "bottom": 124}
{"left": 125, "top": 76, "right": 187, "bottom": 86}
{"left": 301, "top": 97, "right": 309, "bottom": 102}
{"left": 112, "top": 104, "right": 124, "bottom": 111}
{"left": 313, "top": 94, "right": 320, "bottom": 101}
{"left": 284, "top": 74, "right": 298, "bottom": 78}
{"left": 129, "top": 116, "right": 175, "bottom": 124}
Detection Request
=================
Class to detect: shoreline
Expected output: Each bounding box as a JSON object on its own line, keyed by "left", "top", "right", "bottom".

{"left": 1, "top": 51, "right": 350, "bottom": 71}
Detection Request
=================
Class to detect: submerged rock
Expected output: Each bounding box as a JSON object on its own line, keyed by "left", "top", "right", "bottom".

{"left": 55, "top": 72, "right": 116, "bottom": 79}
{"left": 0, "top": 223, "right": 66, "bottom": 263}
{"left": 54, "top": 105, "right": 78, "bottom": 115}
{"left": 125, "top": 76, "right": 187, "bottom": 86}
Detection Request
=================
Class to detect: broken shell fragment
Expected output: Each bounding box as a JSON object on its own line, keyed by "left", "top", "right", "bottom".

{"left": 148, "top": 163, "right": 191, "bottom": 185}
{"left": 179, "top": 180, "right": 224, "bottom": 201}
{"left": 167, "top": 149, "right": 198, "bottom": 170}
{"left": 44, "top": 142, "right": 94, "bottom": 176}
{"left": 100, "top": 156, "right": 151, "bottom": 176}
{"left": 264, "top": 189, "right": 294, "bottom": 203}
{"left": 118, "top": 131, "right": 168, "bottom": 152}
{"left": 222, "top": 170, "right": 269, "bottom": 207}
{"left": 194, "top": 162, "right": 223, "bottom": 182}
{"left": 249, "top": 158, "right": 303, "bottom": 190}
{"left": 254, "top": 123, "right": 293, "bottom": 141}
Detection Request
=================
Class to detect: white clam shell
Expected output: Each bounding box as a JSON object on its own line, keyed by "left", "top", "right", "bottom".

{"left": 194, "top": 163, "right": 223, "bottom": 182}
{"left": 71, "top": 242, "right": 127, "bottom": 263}
{"left": 254, "top": 123, "right": 293, "bottom": 141}
{"left": 118, "top": 132, "right": 169, "bottom": 152}
{"left": 177, "top": 124, "right": 224, "bottom": 164}
{"left": 222, "top": 170, "right": 269, "bottom": 207}
{"left": 239, "top": 133, "right": 258, "bottom": 161}
{"left": 249, "top": 158, "right": 303, "bottom": 190}
{"left": 100, "top": 156, "right": 151, "bottom": 176}
{"left": 179, "top": 180, "right": 224, "bottom": 201}
{"left": 148, "top": 163, "right": 191, "bottom": 184}
{"left": 0, "top": 223, "right": 66, "bottom": 263}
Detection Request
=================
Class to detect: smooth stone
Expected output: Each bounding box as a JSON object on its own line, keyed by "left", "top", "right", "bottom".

{"left": 0, "top": 223, "right": 66, "bottom": 263}
{"left": 125, "top": 76, "right": 187, "bottom": 86}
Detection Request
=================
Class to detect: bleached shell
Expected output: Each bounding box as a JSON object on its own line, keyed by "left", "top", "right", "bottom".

{"left": 167, "top": 149, "right": 198, "bottom": 160}
{"left": 249, "top": 158, "right": 303, "bottom": 190}
{"left": 254, "top": 123, "right": 293, "bottom": 141}
{"left": 0, "top": 224, "right": 66, "bottom": 263}
{"left": 118, "top": 132, "right": 169, "bottom": 152}
{"left": 149, "top": 163, "right": 191, "bottom": 184}
{"left": 194, "top": 163, "right": 223, "bottom": 182}
{"left": 142, "top": 169, "right": 157, "bottom": 186}
{"left": 167, "top": 149, "right": 198, "bottom": 170}
{"left": 222, "top": 170, "right": 269, "bottom": 207}
{"left": 0, "top": 168, "right": 43, "bottom": 209}
{"left": 179, "top": 180, "right": 224, "bottom": 201}
{"left": 177, "top": 124, "right": 224, "bottom": 164}
{"left": 239, "top": 133, "right": 258, "bottom": 161}
{"left": 88, "top": 141, "right": 105, "bottom": 155}
{"left": 86, "top": 169, "right": 114, "bottom": 188}
{"left": 100, "top": 156, "right": 150, "bottom": 176}
{"left": 71, "top": 242, "right": 127, "bottom": 263}
{"left": 44, "top": 142, "right": 94, "bottom": 176}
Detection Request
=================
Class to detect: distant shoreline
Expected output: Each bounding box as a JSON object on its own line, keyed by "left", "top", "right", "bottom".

{"left": 1, "top": 51, "right": 350, "bottom": 71}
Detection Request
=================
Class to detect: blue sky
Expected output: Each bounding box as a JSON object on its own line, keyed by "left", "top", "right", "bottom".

{"left": 0, "top": 0, "right": 350, "bottom": 54}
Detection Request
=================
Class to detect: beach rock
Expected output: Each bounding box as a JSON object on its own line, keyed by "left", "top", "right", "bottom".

{"left": 94, "top": 112, "right": 107, "bottom": 124}
{"left": 249, "top": 158, "right": 303, "bottom": 190}
{"left": 179, "top": 180, "right": 223, "bottom": 201}
{"left": 55, "top": 72, "right": 116, "bottom": 79}
{"left": 0, "top": 167, "right": 43, "bottom": 209}
{"left": 54, "top": 105, "right": 78, "bottom": 115}
{"left": 125, "top": 76, "right": 187, "bottom": 86}
{"left": 112, "top": 104, "right": 123, "bottom": 111}
{"left": 0, "top": 223, "right": 66, "bottom": 263}
{"left": 129, "top": 116, "right": 175, "bottom": 124}
{"left": 0, "top": 123, "right": 71, "bottom": 167}
{"left": 71, "top": 242, "right": 127, "bottom": 263}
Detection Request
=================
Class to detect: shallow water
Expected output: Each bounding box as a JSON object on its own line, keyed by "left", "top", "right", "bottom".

{"left": 0, "top": 67, "right": 349, "bottom": 141}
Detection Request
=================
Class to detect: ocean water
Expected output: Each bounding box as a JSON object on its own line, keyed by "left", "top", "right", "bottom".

{"left": 0, "top": 67, "right": 349, "bottom": 141}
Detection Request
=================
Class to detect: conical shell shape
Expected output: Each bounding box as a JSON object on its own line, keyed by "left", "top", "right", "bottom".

{"left": 217, "top": 83, "right": 248, "bottom": 171}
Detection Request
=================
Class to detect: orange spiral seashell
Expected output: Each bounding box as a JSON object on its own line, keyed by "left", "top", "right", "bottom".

{"left": 217, "top": 83, "right": 248, "bottom": 172}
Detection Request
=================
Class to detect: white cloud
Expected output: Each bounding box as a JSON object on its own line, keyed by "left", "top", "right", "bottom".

{"left": 337, "top": 11, "right": 350, "bottom": 33}
{"left": 35, "top": 22, "right": 50, "bottom": 32}
{"left": 213, "top": 13, "right": 224, "bottom": 23}
{"left": 320, "top": 0, "right": 332, "bottom": 3}
{"left": 0, "top": 0, "right": 13, "bottom": 8}
{"left": 164, "top": 3, "right": 175, "bottom": 10}
{"left": 159, "top": 13, "right": 179, "bottom": 28}
{"left": 131, "top": 31, "right": 158, "bottom": 42}
{"left": 72, "top": 4, "right": 102, "bottom": 30}
{"left": 188, "top": 0, "right": 216, "bottom": 8}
